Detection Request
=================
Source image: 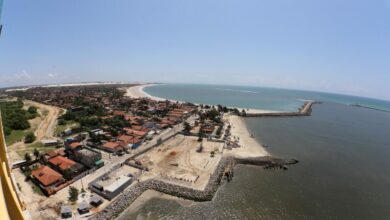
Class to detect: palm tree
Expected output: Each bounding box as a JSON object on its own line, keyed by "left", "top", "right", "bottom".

{"left": 24, "top": 153, "right": 32, "bottom": 171}
{"left": 33, "top": 148, "right": 40, "bottom": 160}
{"left": 24, "top": 153, "right": 32, "bottom": 163}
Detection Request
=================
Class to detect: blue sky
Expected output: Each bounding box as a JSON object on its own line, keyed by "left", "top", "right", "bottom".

{"left": 0, "top": 0, "right": 389, "bottom": 100}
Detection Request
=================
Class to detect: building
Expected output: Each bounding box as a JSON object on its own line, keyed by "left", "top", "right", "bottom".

{"left": 48, "top": 156, "right": 84, "bottom": 177}
{"left": 77, "top": 202, "right": 89, "bottom": 214}
{"left": 60, "top": 205, "right": 72, "bottom": 218}
{"left": 31, "top": 166, "right": 64, "bottom": 194}
{"left": 45, "top": 148, "right": 66, "bottom": 160}
{"left": 66, "top": 142, "right": 83, "bottom": 151}
{"left": 101, "top": 141, "right": 123, "bottom": 153}
{"left": 74, "top": 148, "right": 103, "bottom": 168}
{"left": 89, "top": 195, "right": 103, "bottom": 207}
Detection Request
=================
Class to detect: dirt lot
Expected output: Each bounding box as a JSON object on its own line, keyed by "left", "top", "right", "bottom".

{"left": 137, "top": 135, "right": 224, "bottom": 190}
{"left": 8, "top": 100, "right": 62, "bottom": 162}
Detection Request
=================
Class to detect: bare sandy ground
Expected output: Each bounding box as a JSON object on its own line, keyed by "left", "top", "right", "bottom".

{"left": 224, "top": 114, "right": 269, "bottom": 158}
{"left": 136, "top": 135, "right": 224, "bottom": 190}
{"left": 24, "top": 100, "right": 62, "bottom": 140}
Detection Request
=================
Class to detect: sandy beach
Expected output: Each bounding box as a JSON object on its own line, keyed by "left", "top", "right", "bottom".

{"left": 125, "top": 83, "right": 166, "bottom": 101}
{"left": 225, "top": 115, "right": 269, "bottom": 158}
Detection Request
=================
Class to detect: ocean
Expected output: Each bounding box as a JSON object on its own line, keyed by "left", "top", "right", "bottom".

{"left": 118, "top": 84, "right": 390, "bottom": 220}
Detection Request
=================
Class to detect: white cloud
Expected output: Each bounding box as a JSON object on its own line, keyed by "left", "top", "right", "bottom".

{"left": 0, "top": 70, "right": 32, "bottom": 83}
{"left": 48, "top": 73, "right": 55, "bottom": 78}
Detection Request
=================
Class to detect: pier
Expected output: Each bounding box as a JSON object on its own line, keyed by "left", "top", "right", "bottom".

{"left": 242, "top": 101, "right": 319, "bottom": 117}
{"left": 90, "top": 156, "right": 298, "bottom": 220}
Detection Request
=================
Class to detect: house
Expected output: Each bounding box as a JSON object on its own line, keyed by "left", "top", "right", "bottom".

{"left": 31, "top": 166, "right": 64, "bottom": 188}
{"left": 123, "top": 128, "right": 147, "bottom": 138}
{"left": 101, "top": 141, "right": 123, "bottom": 153}
{"left": 117, "top": 135, "right": 134, "bottom": 144}
{"left": 66, "top": 142, "right": 83, "bottom": 151}
{"left": 48, "top": 156, "right": 84, "bottom": 176}
{"left": 45, "top": 148, "right": 66, "bottom": 159}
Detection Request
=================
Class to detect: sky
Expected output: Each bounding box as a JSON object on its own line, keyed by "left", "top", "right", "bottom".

{"left": 0, "top": 0, "right": 390, "bottom": 100}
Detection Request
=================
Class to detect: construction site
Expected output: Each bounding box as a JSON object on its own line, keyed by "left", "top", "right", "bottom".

{"left": 133, "top": 134, "right": 225, "bottom": 190}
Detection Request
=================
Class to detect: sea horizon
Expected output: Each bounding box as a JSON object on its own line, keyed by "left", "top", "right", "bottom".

{"left": 143, "top": 83, "right": 390, "bottom": 112}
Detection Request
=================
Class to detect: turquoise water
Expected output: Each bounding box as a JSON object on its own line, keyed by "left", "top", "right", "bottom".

{"left": 118, "top": 85, "right": 390, "bottom": 219}
{"left": 145, "top": 84, "right": 390, "bottom": 112}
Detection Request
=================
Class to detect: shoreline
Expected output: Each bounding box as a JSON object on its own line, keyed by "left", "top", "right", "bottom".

{"left": 225, "top": 114, "right": 270, "bottom": 157}
{"left": 125, "top": 84, "right": 280, "bottom": 114}
{"left": 125, "top": 83, "right": 167, "bottom": 101}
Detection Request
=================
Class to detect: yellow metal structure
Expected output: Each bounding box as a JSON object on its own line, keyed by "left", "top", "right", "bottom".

{"left": 0, "top": 113, "right": 25, "bottom": 220}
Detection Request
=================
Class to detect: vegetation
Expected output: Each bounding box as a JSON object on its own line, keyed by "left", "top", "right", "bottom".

{"left": 1, "top": 100, "right": 40, "bottom": 145}
{"left": 5, "top": 130, "right": 25, "bottom": 145}
{"left": 55, "top": 120, "right": 80, "bottom": 136}
{"left": 16, "top": 142, "right": 56, "bottom": 158}
{"left": 24, "top": 132, "right": 36, "bottom": 143}
{"left": 1, "top": 99, "right": 31, "bottom": 136}
{"left": 27, "top": 106, "right": 38, "bottom": 115}
{"left": 68, "top": 186, "right": 79, "bottom": 202}
{"left": 33, "top": 148, "right": 40, "bottom": 160}
{"left": 183, "top": 122, "right": 191, "bottom": 133}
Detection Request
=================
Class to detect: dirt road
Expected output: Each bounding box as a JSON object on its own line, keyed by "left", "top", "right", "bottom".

{"left": 7, "top": 100, "right": 62, "bottom": 162}
{"left": 24, "top": 100, "right": 62, "bottom": 140}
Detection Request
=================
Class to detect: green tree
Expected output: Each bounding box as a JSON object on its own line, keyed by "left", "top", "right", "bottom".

{"left": 24, "top": 132, "right": 36, "bottom": 143}
{"left": 27, "top": 106, "right": 37, "bottom": 114}
{"left": 68, "top": 186, "right": 79, "bottom": 202}
{"left": 183, "top": 122, "right": 191, "bottom": 133}
{"left": 63, "top": 169, "right": 73, "bottom": 181}
{"left": 33, "top": 148, "right": 40, "bottom": 160}
{"left": 241, "top": 109, "right": 247, "bottom": 117}
{"left": 58, "top": 118, "right": 66, "bottom": 125}
{"left": 24, "top": 153, "right": 32, "bottom": 163}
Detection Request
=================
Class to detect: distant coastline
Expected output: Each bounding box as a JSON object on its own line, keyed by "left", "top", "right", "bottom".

{"left": 350, "top": 104, "right": 390, "bottom": 113}
{"left": 126, "top": 84, "right": 281, "bottom": 114}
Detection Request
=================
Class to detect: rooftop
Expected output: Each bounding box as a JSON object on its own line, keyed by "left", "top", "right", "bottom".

{"left": 31, "top": 166, "right": 63, "bottom": 186}
{"left": 48, "top": 156, "right": 76, "bottom": 171}
{"left": 68, "top": 142, "right": 82, "bottom": 150}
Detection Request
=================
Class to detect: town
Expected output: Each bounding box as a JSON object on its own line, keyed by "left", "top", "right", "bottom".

{"left": 2, "top": 84, "right": 250, "bottom": 219}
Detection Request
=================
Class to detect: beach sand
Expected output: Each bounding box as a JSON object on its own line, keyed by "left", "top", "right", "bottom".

{"left": 125, "top": 84, "right": 166, "bottom": 101}
{"left": 224, "top": 114, "right": 269, "bottom": 158}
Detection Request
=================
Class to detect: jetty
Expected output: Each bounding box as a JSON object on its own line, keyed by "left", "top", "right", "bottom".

{"left": 90, "top": 156, "right": 298, "bottom": 220}
{"left": 242, "top": 101, "right": 319, "bottom": 117}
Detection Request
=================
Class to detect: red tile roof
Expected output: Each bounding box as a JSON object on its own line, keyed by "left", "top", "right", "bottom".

{"left": 68, "top": 142, "right": 82, "bottom": 150}
{"left": 118, "top": 135, "right": 133, "bottom": 144}
{"left": 102, "top": 141, "right": 122, "bottom": 149}
{"left": 31, "top": 166, "right": 63, "bottom": 186}
{"left": 124, "top": 129, "right": 147, "bottom": 137}
{"left": 49, "top": 156, "right": 76, "bottom": 171}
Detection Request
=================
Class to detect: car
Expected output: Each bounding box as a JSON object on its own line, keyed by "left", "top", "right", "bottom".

{"left": 117, "top": 150, "right": 125, "bottom": 156}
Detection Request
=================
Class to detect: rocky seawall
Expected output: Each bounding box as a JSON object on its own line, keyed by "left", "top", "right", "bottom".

{"left": 90, "top": 156, "right": 297, "bottom": 220}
